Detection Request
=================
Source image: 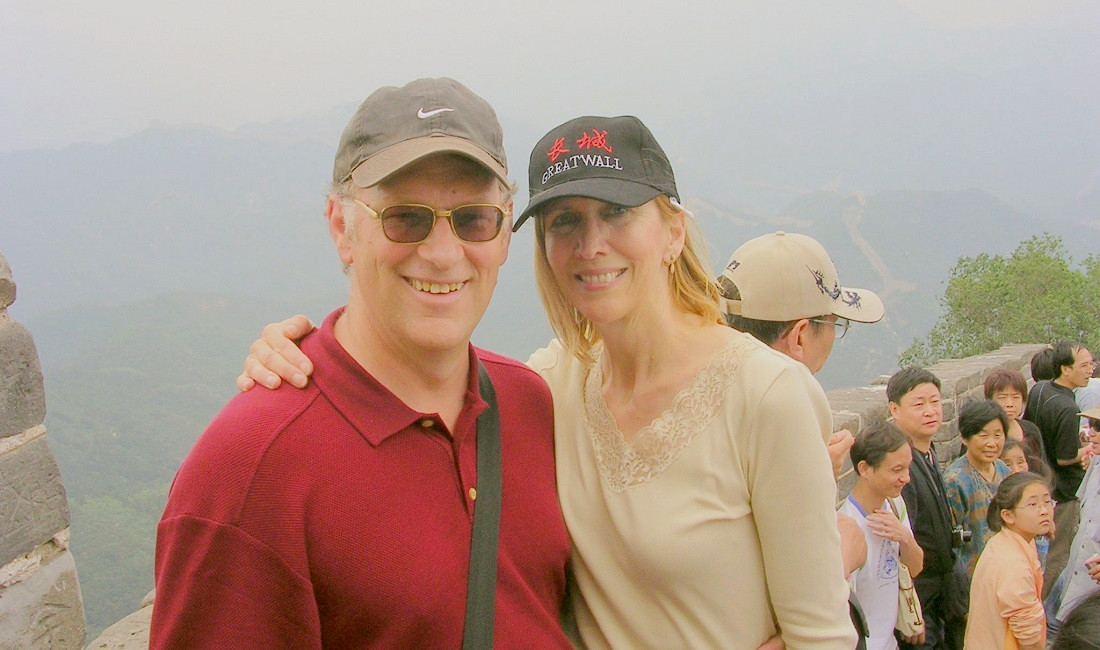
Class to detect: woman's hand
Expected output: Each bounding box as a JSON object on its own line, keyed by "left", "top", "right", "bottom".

{"left": 755, "top": 633, "right": 784, "bottom": 650}
{"left": 237, "top": 315, "right": 315, "bottom": 391}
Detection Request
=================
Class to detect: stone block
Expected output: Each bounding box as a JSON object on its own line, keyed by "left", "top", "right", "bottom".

{"left": 0, "top": 253, "right": 13, "bottom": 311}
{"left": 940, "top": 397, "right": 956, "bottom": 424}
{"left": 0, "top": 315, "right": 46, "bottom": 439}
{"left": 934, "top": 421, "right": 959, "bottom": 444}
{"left": 0, "top": 434, "right": 70, "bottom": 566}
{"left": 831, "top": 411, "right": 862, "bottom": 437}
{"left": 0, "top": 550, "right": 85, "bottom": 649}
{"left": 824, "top": 386, "right": 890, "bottom": 424}
{"left": 938, "top": 438, "right": 962, "bottom": 465}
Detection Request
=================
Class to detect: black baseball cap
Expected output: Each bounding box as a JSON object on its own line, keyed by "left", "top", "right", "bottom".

{"left": 514, "top": 115, "right": 678, "bottom": 230}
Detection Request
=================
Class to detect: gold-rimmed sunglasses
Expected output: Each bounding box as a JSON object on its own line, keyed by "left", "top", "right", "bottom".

{"left": 349, "top": 198, "right": 508, "bottom": 243}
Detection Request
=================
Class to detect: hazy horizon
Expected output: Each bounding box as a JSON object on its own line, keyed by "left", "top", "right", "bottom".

{"left": 5, "top": 1, "right": 1097, "bottom": 150}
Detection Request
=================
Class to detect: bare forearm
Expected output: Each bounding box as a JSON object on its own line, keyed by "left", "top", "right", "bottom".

{"left": 899, "top": 535, "right": 923, "bottom": 577}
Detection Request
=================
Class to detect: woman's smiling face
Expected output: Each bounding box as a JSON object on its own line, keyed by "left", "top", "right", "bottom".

{"left": 540, "top": 196, "right": 682, "bottom": 327}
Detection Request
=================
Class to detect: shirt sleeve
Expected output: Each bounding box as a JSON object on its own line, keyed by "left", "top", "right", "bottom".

{"left": 943, "top": 468, "right": 970, "bottom": 531}
{"left": 151, "top": 515, "right": 320, "bottom": 649}
{"left": 1077, "top": 383, "right": 1100, "bottom": 412}
{"left": 995, "top": 558, "right": 1045, "bottom": 647}
{"left": 745, "top": 365, "right": 857, "bottom": 649}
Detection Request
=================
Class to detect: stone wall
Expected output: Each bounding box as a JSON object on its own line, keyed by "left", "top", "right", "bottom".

{"left": 0, "top": 253, "right": 86, "bottom": 648}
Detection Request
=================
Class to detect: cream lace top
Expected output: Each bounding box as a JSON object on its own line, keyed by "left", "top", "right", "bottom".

{"left": 528, "top": 330, "right": 856, "bottom": 649}
{"left": 583, "top": 334, "right": 745, "bottom": 494}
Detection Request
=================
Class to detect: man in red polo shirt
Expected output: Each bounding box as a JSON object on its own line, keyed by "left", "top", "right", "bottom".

{"left": 150, "top": 78, "right": 572, "bottom": 648}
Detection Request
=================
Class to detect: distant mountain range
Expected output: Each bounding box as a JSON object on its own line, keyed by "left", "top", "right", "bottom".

{"left": 3, "top": 111, "right": 1096, "bottom": 636}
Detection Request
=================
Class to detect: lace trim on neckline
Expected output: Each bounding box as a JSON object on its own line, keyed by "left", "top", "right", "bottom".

{"left": 583, "top": 335, "right": 752, "bottom": 493}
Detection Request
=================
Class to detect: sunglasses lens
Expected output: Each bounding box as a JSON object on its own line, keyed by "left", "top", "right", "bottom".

{"left": 452, "top": 206, "right": 504, "bottom": 242}
{"left": 381, "top": 206, "right": 435, "bottom": 243}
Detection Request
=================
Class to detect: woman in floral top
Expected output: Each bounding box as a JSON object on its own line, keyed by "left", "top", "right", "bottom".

{"left": 944, "top": 399, "right": 1013, "bottom": 575}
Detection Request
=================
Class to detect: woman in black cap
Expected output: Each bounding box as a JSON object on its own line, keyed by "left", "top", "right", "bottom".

{"left": 242, "top": 116, "right": 855, "bottom": 648}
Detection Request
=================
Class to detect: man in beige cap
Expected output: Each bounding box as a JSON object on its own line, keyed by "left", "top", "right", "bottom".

{"left": 719, "top": 230, "right": 885, "bottom": 374}
{"left": 151, "top": 78, "right": 572, "bottom": 648}
{"left": 718, "top": 230, "right": 885, "bottom": 473}
{"left": 719, "top": 232, "right": 886, "bottom": 648}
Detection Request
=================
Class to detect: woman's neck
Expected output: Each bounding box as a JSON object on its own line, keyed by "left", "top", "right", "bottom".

{"left": 598, "top": 309, "right": 716, "bottom": 390}
{"left": 967, "top": 454, "right": 995, "bottom": 480}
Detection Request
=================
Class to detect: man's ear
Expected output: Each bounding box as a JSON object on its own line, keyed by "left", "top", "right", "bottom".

{"left": 499, "top": 198, "right": 514, "bottom": 264}
{"left": 888, "top": 401, "right": 900, "bottom": 420}
{"left": 782, "top": 319, "right": 812, "bottom": 365}
{"left": 327, "top": 197, "right": 354, "bottom": 267}
{"left": 855, "top": 459, "right": 871, "bottom": 478}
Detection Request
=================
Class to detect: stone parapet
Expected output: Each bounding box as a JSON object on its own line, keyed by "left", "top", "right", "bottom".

{"left": 0, "top": 313, "right": 46, "bottom": 440}
{"left": 0, "top": 427, "right": 71, "bottom": 566}
{"left": 0, "top": 251, "right": 86, "bottom": 648}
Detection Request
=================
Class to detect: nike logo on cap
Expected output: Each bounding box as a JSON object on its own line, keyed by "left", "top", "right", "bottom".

{"left": 417, "top": 107, "right": 454, "bottom": 119}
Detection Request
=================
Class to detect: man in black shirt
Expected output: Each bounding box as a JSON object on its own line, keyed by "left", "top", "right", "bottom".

{"left": 888, "top": 368, "right": 957, "bottom": 650}
{"left": 1025, "top": 340, "right": 1094, "bottom": 596}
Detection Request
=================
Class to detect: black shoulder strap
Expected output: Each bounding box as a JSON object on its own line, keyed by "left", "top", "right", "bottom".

{"left": 463, "top": 361, "right": 502, "bottom": 650}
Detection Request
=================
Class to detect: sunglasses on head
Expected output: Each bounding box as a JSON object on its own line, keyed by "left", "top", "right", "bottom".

{"left": 349, "top": 198, "right": 507, "bottom": 243}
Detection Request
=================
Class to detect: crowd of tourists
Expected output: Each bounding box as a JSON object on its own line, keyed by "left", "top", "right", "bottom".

{"left": 147, "top": 77, "right": 1100, "bottom": 648}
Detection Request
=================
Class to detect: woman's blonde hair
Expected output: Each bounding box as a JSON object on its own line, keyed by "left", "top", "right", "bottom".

{"left": 532, "top": 195, "right": 722, "bottom": 364}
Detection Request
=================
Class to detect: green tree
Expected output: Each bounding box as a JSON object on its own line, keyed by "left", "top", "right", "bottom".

{"left": 900, "top": 234, "right": 1100, "bottom": 367}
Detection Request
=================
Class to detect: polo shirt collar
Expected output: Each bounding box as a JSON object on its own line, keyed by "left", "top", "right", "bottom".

{"left": 304, "top": 308, "right": 489, "bottom": 446}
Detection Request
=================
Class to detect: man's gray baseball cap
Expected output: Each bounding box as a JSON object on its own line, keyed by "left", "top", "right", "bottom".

{"left": 333, "top": 77, "right": 509, "bottom": 187}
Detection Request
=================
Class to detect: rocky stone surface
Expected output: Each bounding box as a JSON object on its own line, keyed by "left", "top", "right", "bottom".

{"left": 0, "top": 550, "right": 84, "bottom": 648}
{"left": 0, "top": 430, "right": 71, "bottom": 566}
{"left": 0, "top": 314, "right": 46, "bottom": 440}
{"left": 0, "top": 253, "right": 14, "bottom": 310}
{"left": 0, "top": 251, "right": 85, "bottom": 648}
{"left": 85, "top": 591, "right": 153, "bottom": 649}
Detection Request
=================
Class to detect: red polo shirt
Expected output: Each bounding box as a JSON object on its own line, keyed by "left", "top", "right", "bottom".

{"left": 152, "top": 309, "right": 571, "bottom": 648}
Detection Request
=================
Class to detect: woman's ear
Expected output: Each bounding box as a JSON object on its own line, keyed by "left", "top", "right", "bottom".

{"left": 665, "top": 205, "right": 686, "bottom": 261}
{"left": 999, "top": 507, "right": 1016, "bottom": 528}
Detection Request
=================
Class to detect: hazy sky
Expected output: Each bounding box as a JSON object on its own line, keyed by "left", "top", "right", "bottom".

{"left": 3, "top": 0, "right": 1094, "bottom": 153}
